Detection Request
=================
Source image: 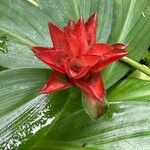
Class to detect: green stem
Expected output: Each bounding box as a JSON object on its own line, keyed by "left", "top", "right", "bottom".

{"left": 121, "top": 56, "right": 150, "bottom": 76}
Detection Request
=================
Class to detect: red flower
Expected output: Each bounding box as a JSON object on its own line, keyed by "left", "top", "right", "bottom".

{"left": 32, "top": 14, "right": 128, "bottom": 119}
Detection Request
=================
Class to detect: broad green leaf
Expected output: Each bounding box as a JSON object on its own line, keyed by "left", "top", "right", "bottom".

{"left": 19, "top": 87, "right": 82, "bottom": 150}
{"left": 30, "top": 101, "right": 150, "bottom": 150}
{"left": 108, "top": 77, "right": 150, "bottom": 101}
{"left": 0, "top": 68, "right": 49, "bottom": 149}
{"left": 19, "top": 86, "right": 150, "bottom": 149}
{"left": 0, "top": 0, "right": 51, "bottom": 68}
{"left": 0, "top": 0, "right": 50, "bottom": 46}
{"left": 37, "top": 0, "right": 113, "bottom": 43}
{"left": 103, "top": 0, "right": 150, "bottom": 88}
{"left": 0, "top": 68, "right": 71, "bottom": 149}
{"left": 0, "top": 42, "right": 46, "bottom": 68}
{"left": 0, "top": 0, "right": 150, "bottom": 149}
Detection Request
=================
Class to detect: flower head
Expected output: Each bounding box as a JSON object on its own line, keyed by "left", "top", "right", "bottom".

{"left": 32, "top": 14, "right": 128, "bottom": 119}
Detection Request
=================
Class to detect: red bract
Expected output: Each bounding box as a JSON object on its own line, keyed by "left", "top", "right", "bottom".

{"left": 32, "top": 14, "right": 128, "bottom": 119}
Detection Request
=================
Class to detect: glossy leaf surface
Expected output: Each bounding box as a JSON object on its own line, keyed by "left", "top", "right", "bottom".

{"left": 108, "top": 77, "right": 150, "bottom": 101}
{"left": 0, "top": 0, "right": 150, "bottom": 149}
{"left": 0, "top": 68, "right": 68, "bottom": 149}
{"left": 31, "top": 101, "right": 150, "bottom": 150}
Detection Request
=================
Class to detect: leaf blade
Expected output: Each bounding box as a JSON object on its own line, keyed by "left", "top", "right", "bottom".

{"left": 30, "top": 101, "right": 150, "bottom": 150}
{"left": 108, "top": 77, "right": 150, "bottom": 101}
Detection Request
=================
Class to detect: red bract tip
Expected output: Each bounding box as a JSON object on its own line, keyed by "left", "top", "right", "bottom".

{"left": 85, "top": 13, "right": 98, "bottom": 45}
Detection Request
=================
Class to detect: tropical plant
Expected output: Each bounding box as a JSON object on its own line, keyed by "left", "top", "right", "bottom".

{"left": 0, "top": 0, "right": 150, "bottom": 149}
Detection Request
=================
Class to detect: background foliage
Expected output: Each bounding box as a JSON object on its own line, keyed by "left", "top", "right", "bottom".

{"left": 0, "top": 0, "right": 150, "bottom": 149}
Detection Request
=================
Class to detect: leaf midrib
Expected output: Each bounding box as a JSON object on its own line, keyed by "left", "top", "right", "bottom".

{"left": 0, "top": 27, "right": 35, "bottom": 46}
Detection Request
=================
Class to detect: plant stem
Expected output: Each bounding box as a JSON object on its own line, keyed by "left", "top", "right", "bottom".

{"left": 121, "top": 56, "right": 150, "bottom": 76}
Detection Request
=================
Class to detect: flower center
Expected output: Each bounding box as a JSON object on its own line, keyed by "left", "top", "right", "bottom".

{"left": 70, "top": 59, "right": 83, "bottom": 73}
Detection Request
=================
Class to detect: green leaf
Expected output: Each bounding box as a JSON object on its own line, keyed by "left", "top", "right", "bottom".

{"left": 0, "top": 0, "right": 50, "bottom": 46}
{"left": 19, "top": 87, "right": 82, "bottom": 150}
{"left": 103, "top": 0, "right": 150, "bottom": 88}
{"left": 0, "top": 68, "right": 50, "bottom": 149}
{"left": 0, "top": 0, "right": 150, "bottom": 149}
{"left": 30, "top": 101, "right": 150, "bottom": 150}
{"left": 0, "top": 0, "right": 52, "bottom": 68}
{"left": 19, "top": 86, "right": 150, "bottom": 149}
{"left": 0, "top": 42, "right": 47, "bottom": 68}
{"left": 0, "top": 68, "right": 71, "bottom": 149}
{"left": 108, "top": 77, "right": 150, "bottom": 102}
{"left": 37, "top": 0, "right": 113, "bottom": 43}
